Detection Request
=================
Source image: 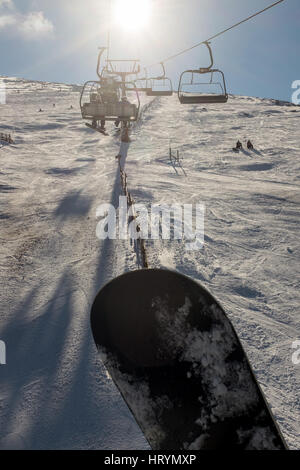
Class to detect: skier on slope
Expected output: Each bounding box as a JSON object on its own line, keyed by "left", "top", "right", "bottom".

{"left": 247, "top": 140, "right": 254, "bottom": 150}
{"left": 236, "top": 140, "right": 243, "bottom": 150}
{"left": 121, "top": 126, "right": 131, "bottom": 143}
{"left": 115, "top": 125, "right": 131, "bottom": 160}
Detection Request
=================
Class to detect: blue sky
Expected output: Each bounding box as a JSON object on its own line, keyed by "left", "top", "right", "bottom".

{"left": 0, "top": 0, "right": 299, "bottom": 101}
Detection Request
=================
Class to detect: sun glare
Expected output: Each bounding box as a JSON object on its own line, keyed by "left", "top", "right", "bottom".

{"left": 113, "top": 0, "right": 151, "bottom": 32}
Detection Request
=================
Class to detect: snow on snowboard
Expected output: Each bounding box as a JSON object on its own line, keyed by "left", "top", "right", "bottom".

{"left": 91, "top": 269, "right": 287, "bottom": 450}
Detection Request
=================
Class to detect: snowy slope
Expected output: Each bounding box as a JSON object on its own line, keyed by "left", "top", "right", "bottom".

{"left": 0, "top": 76, "right": 299, "bottom": 449}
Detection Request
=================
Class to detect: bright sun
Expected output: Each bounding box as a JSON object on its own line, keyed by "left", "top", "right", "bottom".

{"left": 113, "top": 0, "right": 151, "bottom": 32}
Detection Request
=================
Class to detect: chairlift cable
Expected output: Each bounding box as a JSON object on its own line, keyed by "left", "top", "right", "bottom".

{"left": 145, "top": 0, "right": 285, "bottom": 70}
{"left": 107, "top": 0, "right": 112, "bottom": 62}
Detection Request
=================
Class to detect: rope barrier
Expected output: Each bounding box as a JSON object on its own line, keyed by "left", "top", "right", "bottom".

{"left": 118, "top": 157, "right": 149, "bottom": 269}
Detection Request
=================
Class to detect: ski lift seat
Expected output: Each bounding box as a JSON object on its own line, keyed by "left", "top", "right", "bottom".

{"left": 82, "top": 101, "right": 138, "bottom": 121}
{"left": 177, "top": 42, "right": 228, "bottom": 106}
{"left": 135, "top": 87, "right": 152, "bottom": 93}
{"left": 116, "top": 101, "right": 138, "bottom": 119}
{"left": 146, "top": 90, "right": 173, "bottom": 97}
{"left": 145, "top": 66, "right": 173, "bottom": 97}
{"left": 80, "top": 52, "right": 141, "bottom": 123}
{"left": 178, "top": 69, "right": 228, "bottom": 105}
{"left": 179, "top": 94, "right": 228, "bottom": 104}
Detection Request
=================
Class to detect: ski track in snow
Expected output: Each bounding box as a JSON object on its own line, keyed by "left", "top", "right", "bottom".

{"left": 0, "top": 77, "right": 299, "bottom": 449}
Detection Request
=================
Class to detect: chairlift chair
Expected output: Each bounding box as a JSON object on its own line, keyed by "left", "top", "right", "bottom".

{"left": 80, "top": 48, "right": 141, "bottom": 124}
{"left": 178, "top": 42, "right": 228, "bottom": 104}
{"left": 146, "top": 63, "right": 173, "bottom": 97}
{"left": 80, "top": 80, "right": 140, "bottom": 123}
{"left": 133, "top": 78, "right": 152, "bottom": 94}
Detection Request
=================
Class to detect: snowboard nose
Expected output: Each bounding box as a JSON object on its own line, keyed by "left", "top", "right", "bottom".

{"left": 91, "top": 268, "right": 214, "bottom": 368}
{"left": 90, "top": 268, "right": 288, "bottom": 450}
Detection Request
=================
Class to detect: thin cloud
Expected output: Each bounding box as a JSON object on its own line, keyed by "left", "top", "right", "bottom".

{"left": 0, "top": 0, "right": 14, "bottom": 8}
{"left": 0, "top": 0, "right": 54, "bottom": 39}
{"left": 19, "top": 11, "right": 54, "bottom": 38}
{"left": 0, "top": 14, "right": 16, "bottom": 29}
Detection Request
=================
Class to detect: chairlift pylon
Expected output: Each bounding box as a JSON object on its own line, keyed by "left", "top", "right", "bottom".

{"left": 178, "top": 42, "right": 228, "bottom": 104}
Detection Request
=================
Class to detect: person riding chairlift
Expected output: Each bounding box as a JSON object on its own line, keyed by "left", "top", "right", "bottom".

{"left": 115, "top": 97, "right": 130, "bottom": 129}
{"left": 98, "top": 78, "right": 120, "bottom": 130}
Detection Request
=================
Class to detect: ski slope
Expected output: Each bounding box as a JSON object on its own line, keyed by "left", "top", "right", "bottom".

{"left": 0, "top": 76, "right": 299, "bottom": 449}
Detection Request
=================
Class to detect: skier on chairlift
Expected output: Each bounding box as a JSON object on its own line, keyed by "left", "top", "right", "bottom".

{"left": 115, "top": 96, "right": 130, "bottom": 129}
{"left": 99, "top": 77, "right": 119, "bottom": 104}
{"left": 98, "top": 78, "right": 120, "bottom": 130}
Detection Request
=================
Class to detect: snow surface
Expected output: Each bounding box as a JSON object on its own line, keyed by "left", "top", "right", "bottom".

{"left": 0, "top": 76, "right": 299, "bottom": 449}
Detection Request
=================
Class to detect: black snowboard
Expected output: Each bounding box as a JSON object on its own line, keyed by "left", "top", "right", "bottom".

{"left": 91, "top": 269, "right": 287, "bottom": 450}
{"left": 85, "top": 123, "right": 109, "bottom": 136}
